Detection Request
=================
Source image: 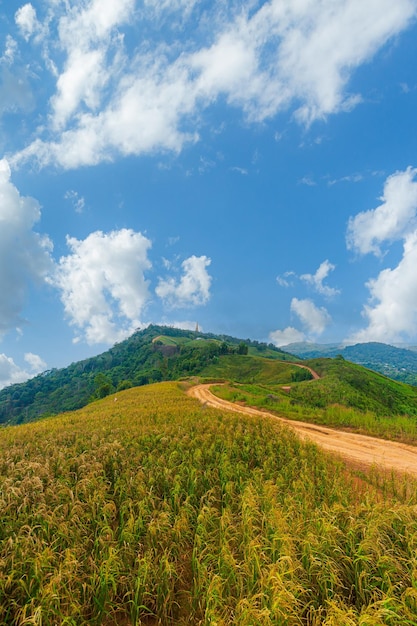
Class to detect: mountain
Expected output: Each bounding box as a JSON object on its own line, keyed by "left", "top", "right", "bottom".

{"left": 283, "top": 341, "right": 417, "bottom": 385}
{"left": 0, "top": 325, "right": 296, "bottom": 425}
{"left": 3, "top": 324, "right": 417, "bottom": 429}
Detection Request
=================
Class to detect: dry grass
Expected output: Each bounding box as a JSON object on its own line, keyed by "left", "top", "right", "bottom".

{"left": 1, "top": 382, "right": 417, "bottom": 624}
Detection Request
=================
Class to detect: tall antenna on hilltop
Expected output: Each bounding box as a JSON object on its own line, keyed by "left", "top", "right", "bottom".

{"left": 195, "top": 322, "right": 199, "bottom": 333}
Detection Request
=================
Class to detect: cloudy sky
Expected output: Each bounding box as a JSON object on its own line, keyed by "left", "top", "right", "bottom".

{"left": 1, "top": 0, "right": 417, "bottom": 389}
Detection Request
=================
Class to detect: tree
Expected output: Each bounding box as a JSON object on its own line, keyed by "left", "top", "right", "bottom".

{"left": 94, "top": 373, "right": 114, "bottom": 399}
{"left": 237, "top": 342, "right": 248, "bottom": 355}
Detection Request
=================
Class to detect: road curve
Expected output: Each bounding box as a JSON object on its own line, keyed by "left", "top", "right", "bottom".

{"left": 187, "top": 384, "right": 417, "bottom": 478}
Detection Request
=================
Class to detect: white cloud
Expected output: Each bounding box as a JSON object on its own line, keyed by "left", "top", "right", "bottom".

{"left": 300, "top": 260, "right": 340, "bottom": 297}
{"left": 291, "top": 297, "right": 331, "bottom": 335}
{"left": 0, "top": 351, "right": 46, "bottom": 391}
{"left": 347, "top": 167, "right": 417, "bottom": 255}
{"left": 231, "top": 166, "right": 248, "bottom": 175}
{"left": 159, "top": 319, "right": 201, "bottom": 331}
{"left": 143, "top": 0, "right": 198, "bottom": 18}
{"left": 50, "top": 0, "right": 135, "bottom": 130}
{"left": 299, "top": 175, "right": 316, "bottom": 186}
{"left": 269, "top": 296, "right": 331, "bottom": 347}
{"left": 276, "top": 271, "right": 295, "bottom": 288}
{"left": 24, "top": 352, "right": 47, "bottom": 372}
{"left": 156, "top": 255, "right": 212, "bottom": 308}
{"left": 327, "top": 172, "right": 363, "bottom": 186}
{"left": 13, "top": 0, "right": 417, "bottom": 169}
{"left": 64, "top": 190, "right": 85, "bottom": 213}
{"left": 269, "top": 326, "right": 305, "bottom": 347}
{"left": 15, "top": 4, "right": 39, "bottom": 41}
{"left": 1, "top": 36, "right": 18, "bottom": 64}
{"left": 0, "top": 158, "right": 53, "bottom": 335}
{"left": 0, "top": 354, "right": 30, "bottom": 390}
{"left": 349, "top": 230, "right": 417, "bottom": 344}
{"left": 346, "top": 167, "right": 417, "bottom": 343}
{"left": 51, "top": 229, "right": 152, "bottom": 345}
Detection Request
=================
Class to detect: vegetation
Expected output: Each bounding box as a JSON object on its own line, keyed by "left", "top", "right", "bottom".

{"left": 196, "top": 354, "right": 311, "bottom": 386}
{"left": 2, "top": 382, "right": 417, "bottom": 625}
{"left": 208, "top": 357, "right": 417, "bottom": 443}
{"left": 287, "top": 341, "right": 417, "bottom": 386}
{"left": 201, "top": 355, "right": 417, "bottom": 413}
{"left": 0, "top": 326, "right": 295, "bottom": 425}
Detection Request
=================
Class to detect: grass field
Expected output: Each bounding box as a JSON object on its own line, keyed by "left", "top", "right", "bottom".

{"left": 199, "top": 354, "right": 309, "bottom": 385}
{"left": 1, "top": 382, "right": 417, "bottom": 624}
{"left": 211, "top": 382, "right": 417, "bottom": 443}
{"left": 198, "top": 355, "right": 417, "bottom": 443}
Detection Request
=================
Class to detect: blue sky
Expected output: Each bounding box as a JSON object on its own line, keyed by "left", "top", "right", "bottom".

{"left": 1, "top": 0, "right": 417, "bottom": 388}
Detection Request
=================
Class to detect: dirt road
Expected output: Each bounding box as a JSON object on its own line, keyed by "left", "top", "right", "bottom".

{"left": 187, "top": 384, "right": 417, "bottom": 478}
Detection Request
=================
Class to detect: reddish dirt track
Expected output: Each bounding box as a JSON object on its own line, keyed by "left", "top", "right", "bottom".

{"left": 187, "top": 384, "right": 417, "bottom": 478}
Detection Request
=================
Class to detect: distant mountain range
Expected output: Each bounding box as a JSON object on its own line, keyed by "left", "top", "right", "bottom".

{"left": 283, "top": 341, "right": 417, "bottom": 385}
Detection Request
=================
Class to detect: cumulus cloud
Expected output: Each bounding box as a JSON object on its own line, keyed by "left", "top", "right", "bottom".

{"left": 291, "top": 297, "right": 331, "bottom": 335}
{"left": 300, "top": 260, "right": 340, "bottom": 297}
{"left": 269, "top": 297, "right": 331, "bottom": 347}
{"left": 0, "top": 158, "right": 53, "bottom": 335}
{"left": 269, "top": 326, "right": 305, "bottom": 347}
{"left": 347, "top": 167, "right": 417, "bottom": 343}
{"left": 349, "top": 231, "right": 417, "bottom": 344}
{"left": 50, "top": 0, "right": 135, "bottom": 130}
{"left": 156, "top": 255, "right": 212, "bottom": 308}
{"left": 24, "top": 352, "right": 47, "bottom": 372}
{"left": 15, "top": 4, "right": 39, "bottom": 41}
{"left": 347, "top": 167, "right": 417, "bottom": 255}
{"left": 51, "top": 229, "right": 152, "bottom": 345}
{"left": 13, "top": 0, "right": 417, "bottom": 169}
{"left": 0, "top": 351, "right": 46, "bottom": 391}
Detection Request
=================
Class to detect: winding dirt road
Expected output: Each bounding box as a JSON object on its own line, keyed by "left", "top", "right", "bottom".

{"left": 187, "top": 384, "right": 417, "bottom": 478}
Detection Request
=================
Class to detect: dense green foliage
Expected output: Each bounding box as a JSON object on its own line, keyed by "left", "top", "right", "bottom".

{"left": 0, "top": 325, "right": 293, "bottom": 425}
{"left": 287, "top": 341, "right": 417, "bottom": 385}
{"left": 1, "top": 382, "right": 417, "bottom": 625}
{"left": 301, "top": 358, "right": 417, "bottom": 415}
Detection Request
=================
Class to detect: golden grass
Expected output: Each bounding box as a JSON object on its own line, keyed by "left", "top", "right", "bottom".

{"left": 1, "top": 382, "right": 417, "bottom": 625}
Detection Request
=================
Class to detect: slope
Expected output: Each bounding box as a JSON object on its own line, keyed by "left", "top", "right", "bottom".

{"left": 189, "top": 383, "right": 417, "bottom": 475}
{"left": 0, "top": 325, "right": 294, "bottom": 425}
{"left": 285, "top": 341, "right": 417, "bottom": 385}
{"left": 2, "top": 382, "right": 417, "bottom": 625}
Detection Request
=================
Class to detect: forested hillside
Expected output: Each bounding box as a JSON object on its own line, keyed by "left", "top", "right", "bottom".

{"left": 285, "top": 341, "right": 417, "bottom": 385}
{"left": 0, "top": 325, "right": 294, "bottom": 425}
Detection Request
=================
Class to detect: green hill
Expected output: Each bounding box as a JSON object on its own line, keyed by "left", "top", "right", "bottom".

{"left": 285, "top": 341, "right": 417, "bottom": 385}
{"left": 295, "top": 357, "right": 417, "bottom": 415}
{"left": 3, "top": 325, "right": 417, "bottom": 439}
{"left": 1, "top": 382, "right": 417, "bottom": 625}
{"left": 0, "top": 325, "right": 295, "bottom": 425}
{"left": 210, "top": 355, "right": 417, "bottom": 442}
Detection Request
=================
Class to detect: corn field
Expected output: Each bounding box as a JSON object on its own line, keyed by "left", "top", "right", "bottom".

{"left": 1, "top": 382, "right": 417, "bottom": 625}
